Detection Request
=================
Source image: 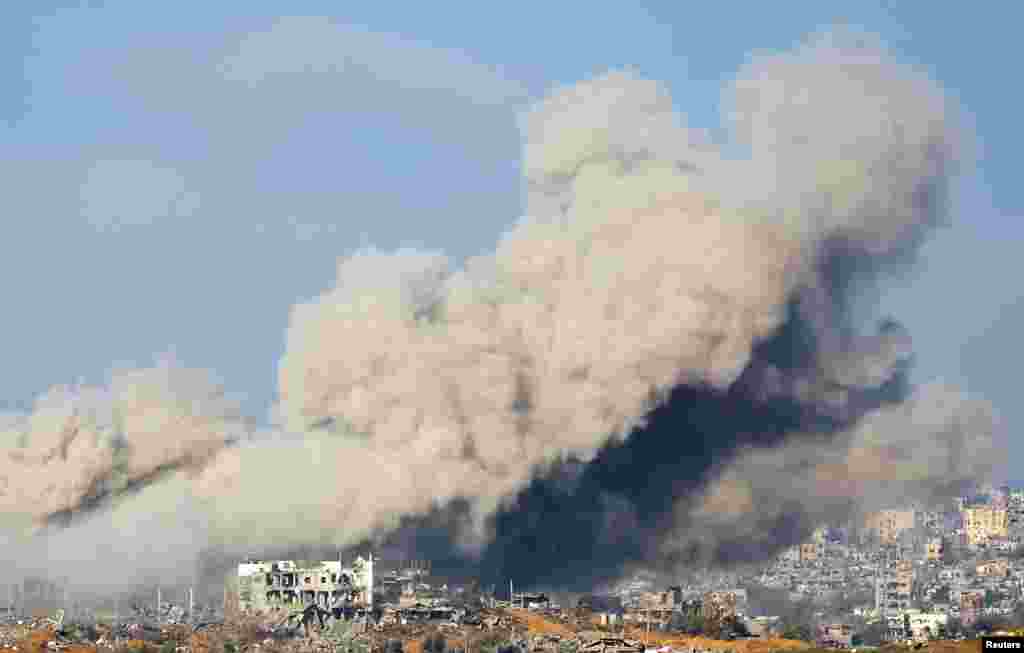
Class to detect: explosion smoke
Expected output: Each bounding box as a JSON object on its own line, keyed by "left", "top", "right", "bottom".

{"left": 0, "top": 28, "right": 996, "bottom": 591}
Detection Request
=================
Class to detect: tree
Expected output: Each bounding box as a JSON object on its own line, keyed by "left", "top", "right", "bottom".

{"left": 685, "top": 613, "right": 705, "bottom": 635}
{"left": 781, "top": 624, "right": 811, "bottom": 642}
{"left": 476, "top": 637, "right": 509, "bottom": 653}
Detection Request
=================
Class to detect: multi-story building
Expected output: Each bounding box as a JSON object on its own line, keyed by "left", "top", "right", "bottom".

{"left": 702, "top": 591, "right": 737, "bottom": 623}
{"left": 963, "top": 506, "right": 1009, "bottom": 545}
{"left": 799, "top": 543, "right": 818, "bottom": 563}
{"left": 864, "top": 510, "right": 916, "bottom": 545}
{"left": 876, "top": 558, "right": 914, "bottom": 614}
{"left": 817, "top": 623, "right": 852, "bottom": 648}
{"left": 1008, "top": 489, "right": 1024, "bottom": 513}
{"left": 976, "top": 559, "right": 1010, "bottom": 578}
{"left": 960, "top": 590, "right": 984, "bottom": 628}
{"left": 1008, "top": 493, "right": 1024, "bottom": 532}
{"left": 235, "top": 555, "right": 375, "bottom": 614}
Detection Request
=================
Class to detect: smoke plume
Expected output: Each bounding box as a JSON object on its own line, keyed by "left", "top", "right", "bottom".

{"left": 0, "top": 28, "right": 996, "bottom": 591}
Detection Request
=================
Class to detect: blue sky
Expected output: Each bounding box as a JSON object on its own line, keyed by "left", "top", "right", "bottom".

{"left": 2, "top": 2, "right": 1021, "bottom": 470}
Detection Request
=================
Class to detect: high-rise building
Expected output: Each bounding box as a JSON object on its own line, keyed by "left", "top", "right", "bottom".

{"left": 875, "top": 550, "right": 913, "bottom": 615}
{"left": 962, "top": 506, "right": 1008, "bottom": 545}
{"left": 925, "top": 538, "right": 944, "bottom": 562}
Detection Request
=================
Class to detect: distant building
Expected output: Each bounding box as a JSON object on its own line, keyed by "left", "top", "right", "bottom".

{"left": 637, "top": 591, "right": 675, "bottom": 611}
{"left": 800, "top": 543, "right": 818, "bottom": 563}
{"left": 597, "top": 613, "right": 622, "bottom": 627}
{"left": 963, "top": 506, "right": 1008, "bottom": 545}
{"left": 864, "top": 510, "right": 916, "bottom": 545}
{"left": 960, "top": 591, "right": 984, "bottom": 628}
{"left": 702, "top": 592, "right": 737, "bottom": 623}
{"left": 816, "top": 623, "right": 852, "bottom": 648}
{"left": 876, "top": 558, "right": 913, "bottom": 614}
{"left": 578, "top": 595, "right": 624, "bottom": 615}
{"left": 991, "top": 537, "right": 1019, "bottom": 553}
{"left": 745, "top": 616, "right": 781, "bottom": 638}
{"left": 976, "top": 559, "right": 1010, "bottom": 578}
{"left": 512, "top": 593, "right": 550, "bottom": 610}
{"left": 234, "top": 555, "right": 375, "bottom": 614}
{"left": 990, "top": 485, "right": 1010, "bottom": 510}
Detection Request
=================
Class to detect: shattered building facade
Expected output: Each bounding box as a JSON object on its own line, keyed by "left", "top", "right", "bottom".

{"left": 234, "top": 555, "right": 375, "bottom": 613}
{"left": 817, "top": 623, "right": 853, "bottom": 648}
{"left": 701, "top": 592, "right": 737, "bottom": 623}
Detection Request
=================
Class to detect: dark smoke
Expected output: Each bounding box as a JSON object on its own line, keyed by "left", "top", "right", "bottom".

{"left": 0, "top": 28, "right": 997, "bottom": 594}
{"left": 362, "top": 279, "right": 913, "bottom": 591}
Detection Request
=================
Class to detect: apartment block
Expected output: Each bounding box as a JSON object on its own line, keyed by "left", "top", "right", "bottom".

{"left": 963, "top": 506, "right": 1009, "bottom": 545}
{"left": 864, "top": 510, "right": 916, "bottom": 544}
{"left": 235, "top": 556, "right": 375, "bottom": 614}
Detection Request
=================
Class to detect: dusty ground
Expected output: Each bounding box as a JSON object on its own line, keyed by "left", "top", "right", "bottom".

{"left": 0, "top": 611, "right": 988, "bottom": 653}
{"left": 514, "top": 611, "right": 576, "bottom": 638}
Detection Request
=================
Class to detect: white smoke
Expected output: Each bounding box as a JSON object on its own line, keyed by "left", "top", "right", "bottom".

{"left": 254, "top": 29, "right": 964, "bottom": 552}
{"left": 0, "top": 28, "right": 988, "bottom": 586}
{"left": 0, "top": 363, "right": 244, "bottom": 532}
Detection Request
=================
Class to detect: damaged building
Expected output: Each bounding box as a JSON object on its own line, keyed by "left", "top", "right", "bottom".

{"left": 701, "top": 592, "right": 738, "bottom": 623}
{"left": 817, "top": 623, "right": 853, "bottom": 649}
{"left": 959, "top": 590, "right": 984, "bottom": 628}
{"left": 234, "top": 555, "right": 375, "bottom": 614}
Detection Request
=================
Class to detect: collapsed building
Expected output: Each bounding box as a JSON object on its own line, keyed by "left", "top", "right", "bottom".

{"left": 579, "top": 638, "right": 645, "bottom": 653}
{"left": 701, "top": 592, "right": 737, "bottom": 623}
{"left": 234, "top": 555, "right": 375, "bottom": 614}
{"left": 577, "top": 595, "right": 625, "bottom": 616}
{"left": 511, "top": 593, "right": 551, "bottom": 610}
